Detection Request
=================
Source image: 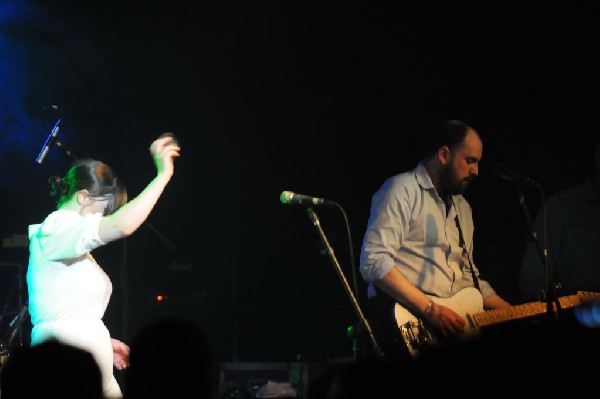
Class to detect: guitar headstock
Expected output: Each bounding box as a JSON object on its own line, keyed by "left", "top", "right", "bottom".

{"left": 576, "top": 291, "right": 600, "bottom": 302}
{"left": 560, "top": 291, "right": 600, "bottom": 309}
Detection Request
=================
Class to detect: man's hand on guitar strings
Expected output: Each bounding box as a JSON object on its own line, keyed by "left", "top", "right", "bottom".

{"left": 424, "top": 302, "right": 466, "bottom": 338}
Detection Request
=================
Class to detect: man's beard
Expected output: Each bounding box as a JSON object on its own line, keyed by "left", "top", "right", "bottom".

{"left": 440, "top": 165, "right": 470, "bottom": 195}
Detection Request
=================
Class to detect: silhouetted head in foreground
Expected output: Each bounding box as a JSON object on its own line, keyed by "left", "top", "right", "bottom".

{"left": 124, "top": 317, "right": 214, "bottom": 399}
{"left": 0, "top": 338, "right": 103, "bottom": 399}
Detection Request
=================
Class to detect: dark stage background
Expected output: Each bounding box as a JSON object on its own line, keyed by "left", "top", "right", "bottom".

{"left": 1, "top": 1, "right": 599, "bottom": 365}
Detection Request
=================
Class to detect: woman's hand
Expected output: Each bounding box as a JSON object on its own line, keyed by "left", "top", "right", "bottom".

{"left": 111, "top": 338, "right": 130, "bottom": 370}
{"left": 149, "top": 133, "right": 180, "bottom": 178}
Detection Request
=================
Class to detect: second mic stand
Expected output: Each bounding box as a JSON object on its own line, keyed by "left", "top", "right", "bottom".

{"left": 306, "top": 207, "right": 384, "bottom": 361}
{"left": 516, "top": 185, "right": 561, "bottom": 319}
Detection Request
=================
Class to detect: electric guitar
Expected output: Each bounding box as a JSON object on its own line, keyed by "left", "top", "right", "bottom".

{"left": 394, "top": 287, "right": 600, "bottom": 358}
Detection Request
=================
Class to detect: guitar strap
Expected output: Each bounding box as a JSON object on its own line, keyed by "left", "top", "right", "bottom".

{"left": 454, "top": 214, "right": 480, "bottom": 291}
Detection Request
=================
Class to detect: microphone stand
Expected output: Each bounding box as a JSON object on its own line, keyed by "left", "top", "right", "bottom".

{"left": 39, "top": 117, "right": 76, "bottom": 163}
{"left": 516, "top": 185, "right": 560, "bottom": 318}
{"left": 35, "top": 116, "right": 75, "bottom": 164}
{"left": 305, "top": 207, "right": 384, "bottom": 361}
{"left": 5, "top": 305, "right": 28, "bottom": 348}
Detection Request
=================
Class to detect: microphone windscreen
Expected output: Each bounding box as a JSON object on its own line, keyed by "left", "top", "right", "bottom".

{"left": 280, "top": 191, "right": 293, "bottom": 203}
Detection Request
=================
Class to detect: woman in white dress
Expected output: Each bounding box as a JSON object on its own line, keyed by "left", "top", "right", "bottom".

{"left": 27, "top": 134, "right": 180, "bottom": 398}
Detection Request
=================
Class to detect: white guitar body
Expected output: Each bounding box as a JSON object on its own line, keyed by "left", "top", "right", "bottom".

{"left": 393, "top": 287, "right": 484, "bottom": 358}
{"left": 394, "top": 288, "right": 600, "bottom": 358}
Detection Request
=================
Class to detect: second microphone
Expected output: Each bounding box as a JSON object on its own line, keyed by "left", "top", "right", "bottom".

{"left": 280, "top": 191, "right": 336, "bottom": 206}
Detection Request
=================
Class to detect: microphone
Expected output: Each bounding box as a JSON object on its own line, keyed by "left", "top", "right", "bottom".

{"left": 35, "top": 115, "right": 62, "bottom": 164}
{"left": 492, "top": 162, "right": 541, "bottom": 187}
{"left": 280, "top": 190, "right": 336, "bottom": 206}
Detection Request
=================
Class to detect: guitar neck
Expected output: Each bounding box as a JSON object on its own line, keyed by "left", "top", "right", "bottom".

{"left": 472, "top": 292, "right": 600, "bottom": 328}
{"left": 472, "top": 302, "right": 546, "bottom": 327}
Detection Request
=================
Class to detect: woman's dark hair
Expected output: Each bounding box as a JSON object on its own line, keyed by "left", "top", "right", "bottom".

{"left": 423, "top": 119, "right": 477, "bottom": 158}
{"left": 48, "top": 159, "right": 127, "bottom": 215}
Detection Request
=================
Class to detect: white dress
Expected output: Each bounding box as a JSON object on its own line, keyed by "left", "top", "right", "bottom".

{"left": 27, "top": 210, "right": 122, "bottom": 398}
